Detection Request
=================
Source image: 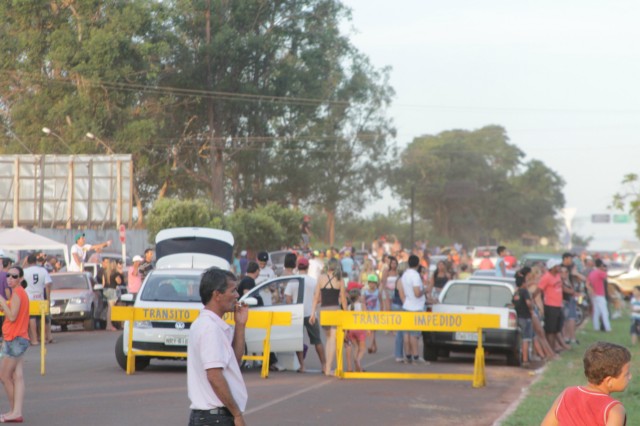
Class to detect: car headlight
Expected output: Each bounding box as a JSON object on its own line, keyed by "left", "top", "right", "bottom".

{"left": 69, "top": 297, "right": 88, "bottom": 304}
{"left": 134, "top": 321, "right": 152, "bottom": 329}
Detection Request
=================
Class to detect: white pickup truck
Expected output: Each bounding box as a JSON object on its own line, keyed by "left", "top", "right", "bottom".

{"left": 423, "top": 279, "right": 521, "bottom": 366}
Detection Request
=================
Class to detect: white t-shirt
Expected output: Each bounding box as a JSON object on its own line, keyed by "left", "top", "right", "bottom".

{"left": 401, "top": 268, "right": 425, "bottom": 311}
{"left": 308, "top": 259, "right": 324, "bottom": 280}
{"left": 284, "top": 275, "right": 317, "bottom": 317}
{"left": 187, "top": 309, "right": 247, "bottom": 411}
{"left": 256, "top": 266, "right": 276, "bottom": 286}
{"left": 24, "top": 265, "right": 52, "bottom": 301}
{"left": 69, "top": 243, "right": 92, "bottom": 272}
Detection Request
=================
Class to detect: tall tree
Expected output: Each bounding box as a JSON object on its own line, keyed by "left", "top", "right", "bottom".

{"left": 393, "top": 126, "right": 564, "bottom": 244}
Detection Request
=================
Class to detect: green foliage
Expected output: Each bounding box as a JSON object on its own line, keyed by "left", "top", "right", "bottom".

{"left": 226, "top": 209, "right": 284, "bottom": 253}
{"left": 393, "top": 126, "right": 565, "bottom": 246}
{"left": 146, "top": 198, "right": 224, "bottom": 243}
{"left": 611, "top": 173, "right": 640, "bottom": 239}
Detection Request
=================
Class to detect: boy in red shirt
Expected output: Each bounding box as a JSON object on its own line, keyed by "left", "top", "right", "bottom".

{"left": 541, "top": 341, "right": 630, "bottom": 426}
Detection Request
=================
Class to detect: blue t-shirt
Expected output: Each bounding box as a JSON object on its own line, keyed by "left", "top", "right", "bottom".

{"left": 495, "top": 257, "right": 506, "bottom": 277}
{"left": 341, "top": 257, "right": 354, "bottom": 276}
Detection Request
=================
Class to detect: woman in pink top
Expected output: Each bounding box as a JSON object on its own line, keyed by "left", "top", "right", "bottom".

{"left": 127, "top": 255, "right": 144, "bottom": 295}
{"left": 0, "top": 266, "right": 31, "bottom": 423}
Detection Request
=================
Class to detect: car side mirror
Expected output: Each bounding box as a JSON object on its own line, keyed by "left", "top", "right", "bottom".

{"left": 93, "top": 284, "right": 104, "bottom": 291}
{"left": 243, "top": 297, "right": 258, "bottom": 307}
{"left": 120, "top": 293, "right": 135, "bottom": 303}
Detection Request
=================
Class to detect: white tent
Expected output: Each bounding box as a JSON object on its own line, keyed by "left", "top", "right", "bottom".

{"left": 0, "top": 228, "right": 70, "bottom": 266}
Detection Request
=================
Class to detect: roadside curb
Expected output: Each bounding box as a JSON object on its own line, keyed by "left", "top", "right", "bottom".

{"left": 492, "top": 363, "right": 548, "bottom": 426}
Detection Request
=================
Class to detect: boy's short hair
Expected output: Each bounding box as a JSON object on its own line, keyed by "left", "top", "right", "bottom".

{"left": 634, "top": 286, "right": 640, "bottom": 293}
{"left": 497, "top": 246, "right": 506, "bottom": 255}
{"left": 583, "top": 342, "right": 631, "bottom": 385}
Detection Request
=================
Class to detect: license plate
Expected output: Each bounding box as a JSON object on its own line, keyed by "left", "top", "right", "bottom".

{"left": 164, "top": 335, "right": 188, "bottom": 346}
{"left": 455, "top": 332, "right": 478, "bottom": 342}
{"left": 50, "top": 307, "right": 61, "bottom": 315}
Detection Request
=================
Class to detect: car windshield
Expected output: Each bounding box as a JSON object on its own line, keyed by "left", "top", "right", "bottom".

{"left": 442, "top": 283, "right": 512, "bottom": 308}
{"left": 140, "top": 275, "right": 201, "bottom": 302}
{"left": 52, "top": 275, "right": 89, "bottom": 290}
{"left": 473, "top": 247, "right": 497, "bottom": 258}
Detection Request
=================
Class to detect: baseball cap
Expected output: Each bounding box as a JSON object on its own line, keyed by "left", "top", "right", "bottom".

{"left": 74, "top": 232, "right": 85, "bottom": 242}
{"left": 240, "top": 250, "right": 247, "bottom": 257}
{"left": 297, "top": 257, "right": 309, "bottom": 268}
{"left": 347, "top": 281, "right": 362, "bottom": 291}
{"left": 133, "top": 255, "right": 143, "bottom": 263}
{"left": 546, "top": 258, "right": 561, "bottom": 269}
{"left": 367, "top": 274, "right": 379, "bottom": 283}
{"left": 257, "top": 251, "right": 269, "bottom": 262}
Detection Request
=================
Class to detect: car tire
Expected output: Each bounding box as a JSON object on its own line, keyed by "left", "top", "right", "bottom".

{"left": 83, "top": 307, "right": 95, "bottom": 331}
{"left": 115, "top": 334, "right": 150, "bottom": 371}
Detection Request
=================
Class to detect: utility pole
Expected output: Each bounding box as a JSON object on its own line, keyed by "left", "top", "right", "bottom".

{"left": 410, "top": 185, "right": 415, "bottom": 250}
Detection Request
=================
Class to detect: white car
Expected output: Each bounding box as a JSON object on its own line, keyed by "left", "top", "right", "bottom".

{"left": 115, "top": 269, "right": 305, "bottom": 371}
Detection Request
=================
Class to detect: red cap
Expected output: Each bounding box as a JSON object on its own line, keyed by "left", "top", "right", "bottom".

{"left": 347, "top": 281, "right": 362, "bottom": 291}
{"left": 297, "top": 257, "right": 309, "bottom": 268}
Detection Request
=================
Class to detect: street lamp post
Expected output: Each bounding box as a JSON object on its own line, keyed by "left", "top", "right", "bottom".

{"left": 85, "top": 132, "right": 114, "bottom": 154}
{"left": 41, "top": 127, "right": 73, "bottom": 153}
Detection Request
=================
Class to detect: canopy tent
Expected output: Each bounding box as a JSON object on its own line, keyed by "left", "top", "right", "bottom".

{"left": 0, "top": 227, "right": 70, "bottom": 267}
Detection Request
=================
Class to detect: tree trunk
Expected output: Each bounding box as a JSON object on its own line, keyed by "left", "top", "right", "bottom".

{"left": 325, "top": 209, "right": 336, "bottom": 246}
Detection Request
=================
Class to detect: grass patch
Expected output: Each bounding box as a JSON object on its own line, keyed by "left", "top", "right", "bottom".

{"left": 501, "top": 312, "right": 640, "bottom": 425}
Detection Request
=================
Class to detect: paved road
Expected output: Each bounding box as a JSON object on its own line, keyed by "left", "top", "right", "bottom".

{"left": 16, "top": 329, "right": 536, "bottom": 425}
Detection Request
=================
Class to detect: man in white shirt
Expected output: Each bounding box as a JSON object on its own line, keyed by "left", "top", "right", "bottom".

{"left": 68, "top": 233, "right": 112, "bottom": 272}
{"left": 401, "top": 255, "right": 427, "bottom": 364}
{"left": 308, "top": 251, "right": 325, "bottom": 280}
{"left": 285, "top": 257, "right": 325, "bottom": 373}
{"left": 255, "top": 251, "right": 276, "bottom": 286}
{"left": 24, "top": 253, "right": 52, "bottom": 345}
{"left": 187, "top": 268, "right": 248, "bottom": 426}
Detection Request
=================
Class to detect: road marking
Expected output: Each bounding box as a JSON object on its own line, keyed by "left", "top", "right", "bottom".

{"left": 244, "top": 355, "right": 393, "bottom": 416}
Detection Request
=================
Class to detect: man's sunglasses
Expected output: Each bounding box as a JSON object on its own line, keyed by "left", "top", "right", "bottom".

{"left": 7, "top": 274, "right": 20, "bottom": 279}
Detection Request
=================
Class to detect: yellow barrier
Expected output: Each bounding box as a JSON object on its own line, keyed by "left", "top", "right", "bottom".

{"left": 320, "top": 311, "right": 501, "bottom": 387}
{"left": 0, "top": 300, "right": 50, "bottom": 376}
{"left": 111, "top": 307, "right": 292, "bottom": 378}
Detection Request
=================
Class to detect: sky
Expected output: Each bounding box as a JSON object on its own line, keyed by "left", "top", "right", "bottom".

{"left": 343, "top": 0, "right": 640, "bottom": 251}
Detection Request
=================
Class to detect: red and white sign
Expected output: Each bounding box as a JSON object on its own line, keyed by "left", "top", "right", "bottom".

{"left": 119, "top": 224, "right": 126, "bottom": 244}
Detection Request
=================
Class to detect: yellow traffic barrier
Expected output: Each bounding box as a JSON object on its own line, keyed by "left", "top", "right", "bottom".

{"left": 111, "top": 306, "right": 291, "bottom": 378}
{"left": 320, "top": 311, "right": 500, "bottom": 387}
{"left": 0, "top": 300, "right": 50, "bottom": 376}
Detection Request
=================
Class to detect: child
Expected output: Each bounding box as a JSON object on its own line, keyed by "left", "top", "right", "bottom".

{"left": 363, "top": 274, "right": 380, "bottom": 354}
{"left": 345, "top": 281, "right": 367, "bottom": 372}
{"left": 631, "top": 286, "right": 640, "bottom": 345}
{"left": 541, "top": 341, "right": 631, "bottom": 426}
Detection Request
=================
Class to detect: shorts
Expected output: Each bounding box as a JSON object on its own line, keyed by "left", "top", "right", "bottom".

{"left": 563, "top": 298, "right": 577, "bottom": 320}
{"left": 347, "top": 330, "right": 366, "bottom": 343}
{"left": 404, "top": 308, "right": 423, "bottom": 338}
{"left": 543, "top": 305, "right": 562, "bottom": 334}
{"left": 1, "top": 337, "right": 30, "bottom": 359}
{"left": 104, "top": 288, "right": 119, "bottom": 302}
{"left": 518, "top": 317, "right": 533, "bottom": 341}
{"left": 304, "top": 316, "right": 322, "bottom": 345}
{"left": 630, "top": 319, "right": 640, "bottom": 336}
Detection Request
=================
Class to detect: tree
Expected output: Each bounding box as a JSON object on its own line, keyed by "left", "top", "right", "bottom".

{"left": 146, "top": 198, "right": 224, "bottom": 243}
{"left": 612, "top": 173, "right": 640, "bottom": 238}
{"left": 393, "top": 126, "right": 565, "bottom": 245}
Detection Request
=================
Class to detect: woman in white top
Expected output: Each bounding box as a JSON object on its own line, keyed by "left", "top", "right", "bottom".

{"left": 379, "top": 256, "right": 398, "bottom": 311}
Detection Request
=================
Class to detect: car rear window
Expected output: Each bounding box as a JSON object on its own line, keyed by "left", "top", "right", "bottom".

{"left": 141, "top": 275, "right": 201, "bottom": 302}
{"left": 473, "top": 247, "right": 497, "bottom": 258}
{"left": 52, "top": 275, "right": 89, "bottom": 290}
{"left": 442, "top": 283, "right": 512, "bottom": 308}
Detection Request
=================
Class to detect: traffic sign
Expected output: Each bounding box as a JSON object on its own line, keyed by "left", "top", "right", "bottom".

{"left": 613, "top": 214, "right": 632, "bottom": 224}
{"left": 591, "top": 214, "right": 610, "bottom": 224}
{"left": 119, "top": 224, "right": 126, "bottom": 243}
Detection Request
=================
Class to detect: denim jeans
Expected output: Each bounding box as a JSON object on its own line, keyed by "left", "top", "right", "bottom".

{"left": 391, "top": 303, "right": 404, "bottom": 358}
{"left": 188, "top": 410, "right": 234, "bottom": 426}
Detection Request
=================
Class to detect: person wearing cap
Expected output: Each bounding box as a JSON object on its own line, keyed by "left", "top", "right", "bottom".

{"left": 587, "top": 259, "right": 612, "bottom": 332}
{"left": 308, "top": 250, "right": 324, "bottom": 280}
{"left": 285, "top": 257, "right": 325, "bottom": 373}
{"left": 532, "top": 258, "right": 566, "bottom": 352}
{"left": 127, "top": 255, "right": 144, "bottom": 295}
{"left": 255, "top": 251, "right": 276, "bottom": 287}
{"left": 363, "top": 274, "right": 380, "bottom": 354}
{"left": 239, "top": 250, "right": 248, "bottom": 277}
{"left": 68, "top": 233, "right": 112, "bottom": 272}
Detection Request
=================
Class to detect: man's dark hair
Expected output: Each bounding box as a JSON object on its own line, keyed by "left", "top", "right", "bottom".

{"left": 497, "top": 246, "right": 506, "bottom": 255}
{"left": 246, "top": 261, "right": 260, "bottom": 274}
{"left": 562, "top": 252, "right": 573, "bottom": 260}
{"left": 144, "top": 248, "right": 154, "bottom": 256}
{"left": 27, "top": 253, "right": 38, "bottom": 264}
{"left": 1, "top": 258, "right": 11, "bottom": 269}
{"left": 515, "top": 266, "right": 531, "bottom": 288}
{"left": 595, "top": 259, "right": 605, "bottom": 268}
{"left": 200, "top": 268, "right": 236, "bottom": 305}
{"left": 284, "top": 252, "right": 297, "bottom": 269}
{"left": 408, "top": 255, "right": 420, "bottom": 268}
{"left": 460, "top": 264, "right": 468, "bottom": 272}
{"left": 584, "top": 342, "right": 630, "bottom": 385}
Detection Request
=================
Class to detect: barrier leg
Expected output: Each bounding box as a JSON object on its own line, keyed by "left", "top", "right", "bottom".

{"left": 40, "top": 303, "right": 46, "bottom": 376}
{"left": 335, "top": 326, "right": 345, "bottom": 378}
{"left": 472, "top": 328, "right": 486, "bottom": 388}
{"left": 126, "top": 319, "right": 135, "bottom": 375}
{"left": 261, "top": 313, "right": 273, "bottom": 379}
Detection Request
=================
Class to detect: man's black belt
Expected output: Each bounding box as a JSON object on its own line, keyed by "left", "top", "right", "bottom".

{"left": 192, "top": 407, "right": 233, "bottom": 417}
